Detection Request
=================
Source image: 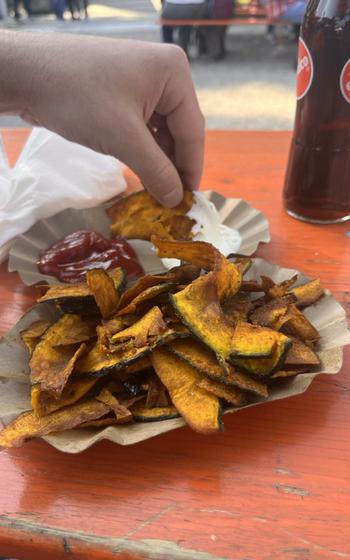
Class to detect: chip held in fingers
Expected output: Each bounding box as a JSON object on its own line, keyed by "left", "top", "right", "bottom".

{"left": 0, "top": 236, "right": 325, "bottom": 449}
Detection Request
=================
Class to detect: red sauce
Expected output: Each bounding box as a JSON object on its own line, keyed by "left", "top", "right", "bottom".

{"left": 38, "top": 230, "right": 144, "bottom": 283}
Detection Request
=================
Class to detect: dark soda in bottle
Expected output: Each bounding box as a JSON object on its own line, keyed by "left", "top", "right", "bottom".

{"left": 283, "top": 0, "right": 350, "bottom": 223}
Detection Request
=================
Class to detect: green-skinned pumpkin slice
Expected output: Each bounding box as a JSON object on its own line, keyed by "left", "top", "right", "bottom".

{"left": 289, "top": 279, "right": 324, "bottom": 308}
{"left": 167, "top": 338, "right": 268, "bottom": 397}
{"left": 86, "top": 268, "right": 120, "bottom": 319}
{"left": 131, "top": 403, "right": 180, "bottom": 422}
{"left": 0, "top": 399, "right": 110, "bottom": 449}
{"left": 152, "top": 236, "right": 242, "bottom": 301}
{"left": 76, "top": 307, "right": 188, "bottom": 376}
{"left": 230, "top": 331, "right": 292, "bottom": 377}
{"left": 31, "top": 376, "right": 99, "bottom": 417}
{"left": 197, "top": 377, "right": 246, "bottom": 406}
{"left": 230, "top": 322, "right": 281, "bottom": 358}
{"left": 20, "top": 320, "right": 52, "bottom": 355}
{"left": 171, "top": 273, "right": 236, "bottom": 360}
{"left": 151, "top": 348, "right": 222, "bottom": 434}
{"left": 38, "top": 267, "right": 125, "bottom": 315}
{"left": 30, "top": 314, "right": 90, "bottom": 396}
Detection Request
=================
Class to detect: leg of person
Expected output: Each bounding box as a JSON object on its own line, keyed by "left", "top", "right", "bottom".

{"left": 13, "top": 0, "right": 20, "bottom": 20}
{"left": 0, "top": 0, "right": 9, "bottom": 19}
{"left": 162, "top": 25, "right": 174, "bottom": 43}
{"left": 83, "top": 0, "right": 88, "bottom": 19}
{"left": 66, "top": 0, "right": 75, "bottom": 18}
{"left": 178, "top": 25, "right": 191, "bottom": 56}
{"left": 23, "top": 0, "right": 32, "bottom": 17}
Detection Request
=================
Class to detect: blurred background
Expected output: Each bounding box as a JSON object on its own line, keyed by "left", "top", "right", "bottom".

{"left": 0, "top": 0, "right": 301, "bottom": 130}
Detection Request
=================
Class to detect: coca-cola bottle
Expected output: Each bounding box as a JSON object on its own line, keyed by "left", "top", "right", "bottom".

{"left": 283, "top": 0, "right": 350, "bottom": 223}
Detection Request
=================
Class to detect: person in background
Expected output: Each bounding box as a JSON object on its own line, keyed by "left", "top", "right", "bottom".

{"left": 67, "top": 0, "right": 89, "bottom": 20}
{"left": 0, "top": 32, "right": 204, "bottom": 208}
{"left": 13, "top": 0, "right": 32, "bottom": 20}
{"left": 263, "top": 0, "right": 306, "bottom": 43}
{"left": 161, "top": 0, "right": 209, "bottom": 57}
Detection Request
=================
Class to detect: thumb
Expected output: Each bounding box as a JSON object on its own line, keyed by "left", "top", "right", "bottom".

{"left": 121, "top": 121, "right": 184, "bottom": 208}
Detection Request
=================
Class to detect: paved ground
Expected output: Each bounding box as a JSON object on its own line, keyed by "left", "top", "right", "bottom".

{"left": 0, "top": 0, "right": 298, "bottom": 130}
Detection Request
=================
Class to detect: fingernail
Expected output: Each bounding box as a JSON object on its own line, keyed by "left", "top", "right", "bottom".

{"left": 160, "top": 188, "right": 183, "bottom": 208}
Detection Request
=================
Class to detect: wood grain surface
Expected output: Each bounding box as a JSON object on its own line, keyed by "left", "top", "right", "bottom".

{"left": 0, "top": 129, "right": 349, "bottom": 560}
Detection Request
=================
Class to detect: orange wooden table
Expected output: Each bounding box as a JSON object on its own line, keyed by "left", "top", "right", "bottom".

{"left": 1, "top": 129, "right": 349, "bottom": 560}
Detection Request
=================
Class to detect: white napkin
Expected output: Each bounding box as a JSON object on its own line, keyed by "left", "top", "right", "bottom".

{"left": 0, "top": 128, "right": 127, "bottom": 262}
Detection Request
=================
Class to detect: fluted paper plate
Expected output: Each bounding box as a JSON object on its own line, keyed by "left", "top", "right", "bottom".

{"left": 8, "top": 191, "right": 270, "bottom": 286}
{"left": 0, "top": 258, "right": 349, "bottom": 453}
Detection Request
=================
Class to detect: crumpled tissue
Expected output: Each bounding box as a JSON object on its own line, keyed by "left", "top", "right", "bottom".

{"left": 0, "top": 128, "right": 126, "bottom": 262}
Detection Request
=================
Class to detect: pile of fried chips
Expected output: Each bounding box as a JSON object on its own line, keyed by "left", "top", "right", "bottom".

{"left": 107, "top": 190, "right": 195, "bottom": 241}
{"left": 0, "top": 239, "right": 324, "bottom": 449}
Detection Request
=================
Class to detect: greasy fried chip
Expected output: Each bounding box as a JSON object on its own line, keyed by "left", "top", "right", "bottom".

{"left": 280, "top": 305, "right": 320, "bottom": 343}
{"left": 290, "top": 279, "right": 324, "bottom": 307}
{"left": 152, "top": 348, "right": 222, "bottom": 434}
{"left": 108, "top": 190, "right": 194, "bottom": 240}
{"left": 285, "top": 338, "right": 320, "bottom": 366}
{"left": 38, "top": 267, "right": 125, "bottom": 315}
{"left": 224, "top": 292, "right": 253, "bottom": 324}
{"left": 30, "top": 315, "right": 89, "bottom": 395}
{"left": 86, "top": 268, "right": 120, "bottom": 318}
{"left": 20, "top": 320, "right": 51, "bottom": 355}
{"left": 270, "top": 368, "right": 307, "bottom": 379}
{"left": 117, "top": 283, "right": 176, "bottom": 316}
{"left": 96, "top": 388, "right": 133, "bottom": 423}
{"left": 146, "top": 375, "right": 169, "bottom": 407}
{"left": 250, "top": 295, "right": 297, "bottom": 330}
{"left": 230, "top": 333, "right": 291, "bottom": 377}
{"left": 79, "top": 415, "right": 119, "bottom": 428}
{"left": 31, "top": 376, "right": 98, "bottom": 417}
{"left": 117, "top": 265, "right": 200, "bottom": 311}
{"left": 0, "top": 399, "right": 110, "bottom": 449}
{"left": 131, "top": 403, "right": 179, "bottom": 422}
{"left": 111, "top": 306, "right": 167, "bottom": 347}
{"left": 197, "top": 377, "right": 246, "bottom": 406}
{"left": 167, "top": 338, "right": 268, "bottom": 397}
{"left": 151, "top": 214, "right": 195, "bottom": 241}
{"left": 231, "top": 322, "right": 282, "bottom": 358}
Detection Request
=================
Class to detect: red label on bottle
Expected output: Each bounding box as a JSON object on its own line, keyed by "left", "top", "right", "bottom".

{"left": 296, "top": 38, "right": 313, "bottom": 100}
{"left": 340, "top": 59, "right": 350, "bottom": 104}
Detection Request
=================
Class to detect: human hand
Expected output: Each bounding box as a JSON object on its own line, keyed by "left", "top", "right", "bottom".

{"left": 3, "top": 33, "right": 205, "bottom": 207}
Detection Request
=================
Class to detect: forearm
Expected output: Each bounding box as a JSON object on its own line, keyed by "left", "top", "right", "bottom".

{"left": 0, "top": 31, "right": 39, "bottom": 115}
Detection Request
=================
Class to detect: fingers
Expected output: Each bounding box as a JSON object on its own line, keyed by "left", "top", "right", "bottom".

{"left": 122, "top": 120, "right": 184, "bottom": 208}
{"left": 156, "top": 47, "right": 205, "bottom": 192}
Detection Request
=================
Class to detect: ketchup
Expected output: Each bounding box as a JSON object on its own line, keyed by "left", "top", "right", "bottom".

{"left": 38, "top": 230, "right": 144, "bottom": 283}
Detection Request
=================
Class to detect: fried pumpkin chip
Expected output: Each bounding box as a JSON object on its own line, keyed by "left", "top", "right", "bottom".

{"left": 132, "top": 403, "right": 179, "bottom": 422}
{"left": 151, "top": 348, "right": 222, "bottom": 434}
{"left": 31, "top": 376, "right": 99, "bottom": 417}
{"left": 79, "top": 415, "right": 119, "bottom": 428}
{"left": 117, "top": 283, "right": 176, "bottom": 317}
{"left": 224, "top": 292, "right": 254, "bottom": 324}
{"left": 38, "top": 267, "right": 125, "bottom": 315}
{"left": 96, "top": 388, "right": 133, "bottom": 423}
{"left": 20, "top": 320, "right": 51, "bottom": 355}
{"left": 289, "top": 279, "right": 324, "bottom": 307}
{"left": 230, "top": 333, "right": 291, "bottom": 377}
{"left": 146, "top": 375, "right": 169, "bottom": 407}
{"left": 117, "top": 265, "right": 199, "bottom": 311}
{"left": 0, "top": 399, "right": 110, "bottom": 449}
{"left": 231, "top": 322, "right": 282, "bottom": 358}
{"left": 270, "top": 368, "right": 307, "bottom": 379}
{"left": 30, "top": 315, "right": 89, "bottom": 395}
{"left": 107, "top": 190, "right": 194, "bottom": 240}
{"left": 167, "top": 338, "right": 268, "bottom": 397}
{"left": 76, "top": 308, "right": 187, "bottom": 376}
{"left": 285, "top": 338, "right": 320, "bottom": 366}
{"left": 249, "top": 295, "right": 297, "bottom": 330}
{"left": 197, "top": 377, "right": 246, "bottom": 406}
{"left": 280, "top": 305, "right": 320, "bottom": 344}
{"left": 86, "top": 268, "right": 120, "bottom": 319}
{"left": 151, "top": 214, "right": 195, "bottom": 241}
{"left": 111, "top": 306, "right": 167, "bottom": 348}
